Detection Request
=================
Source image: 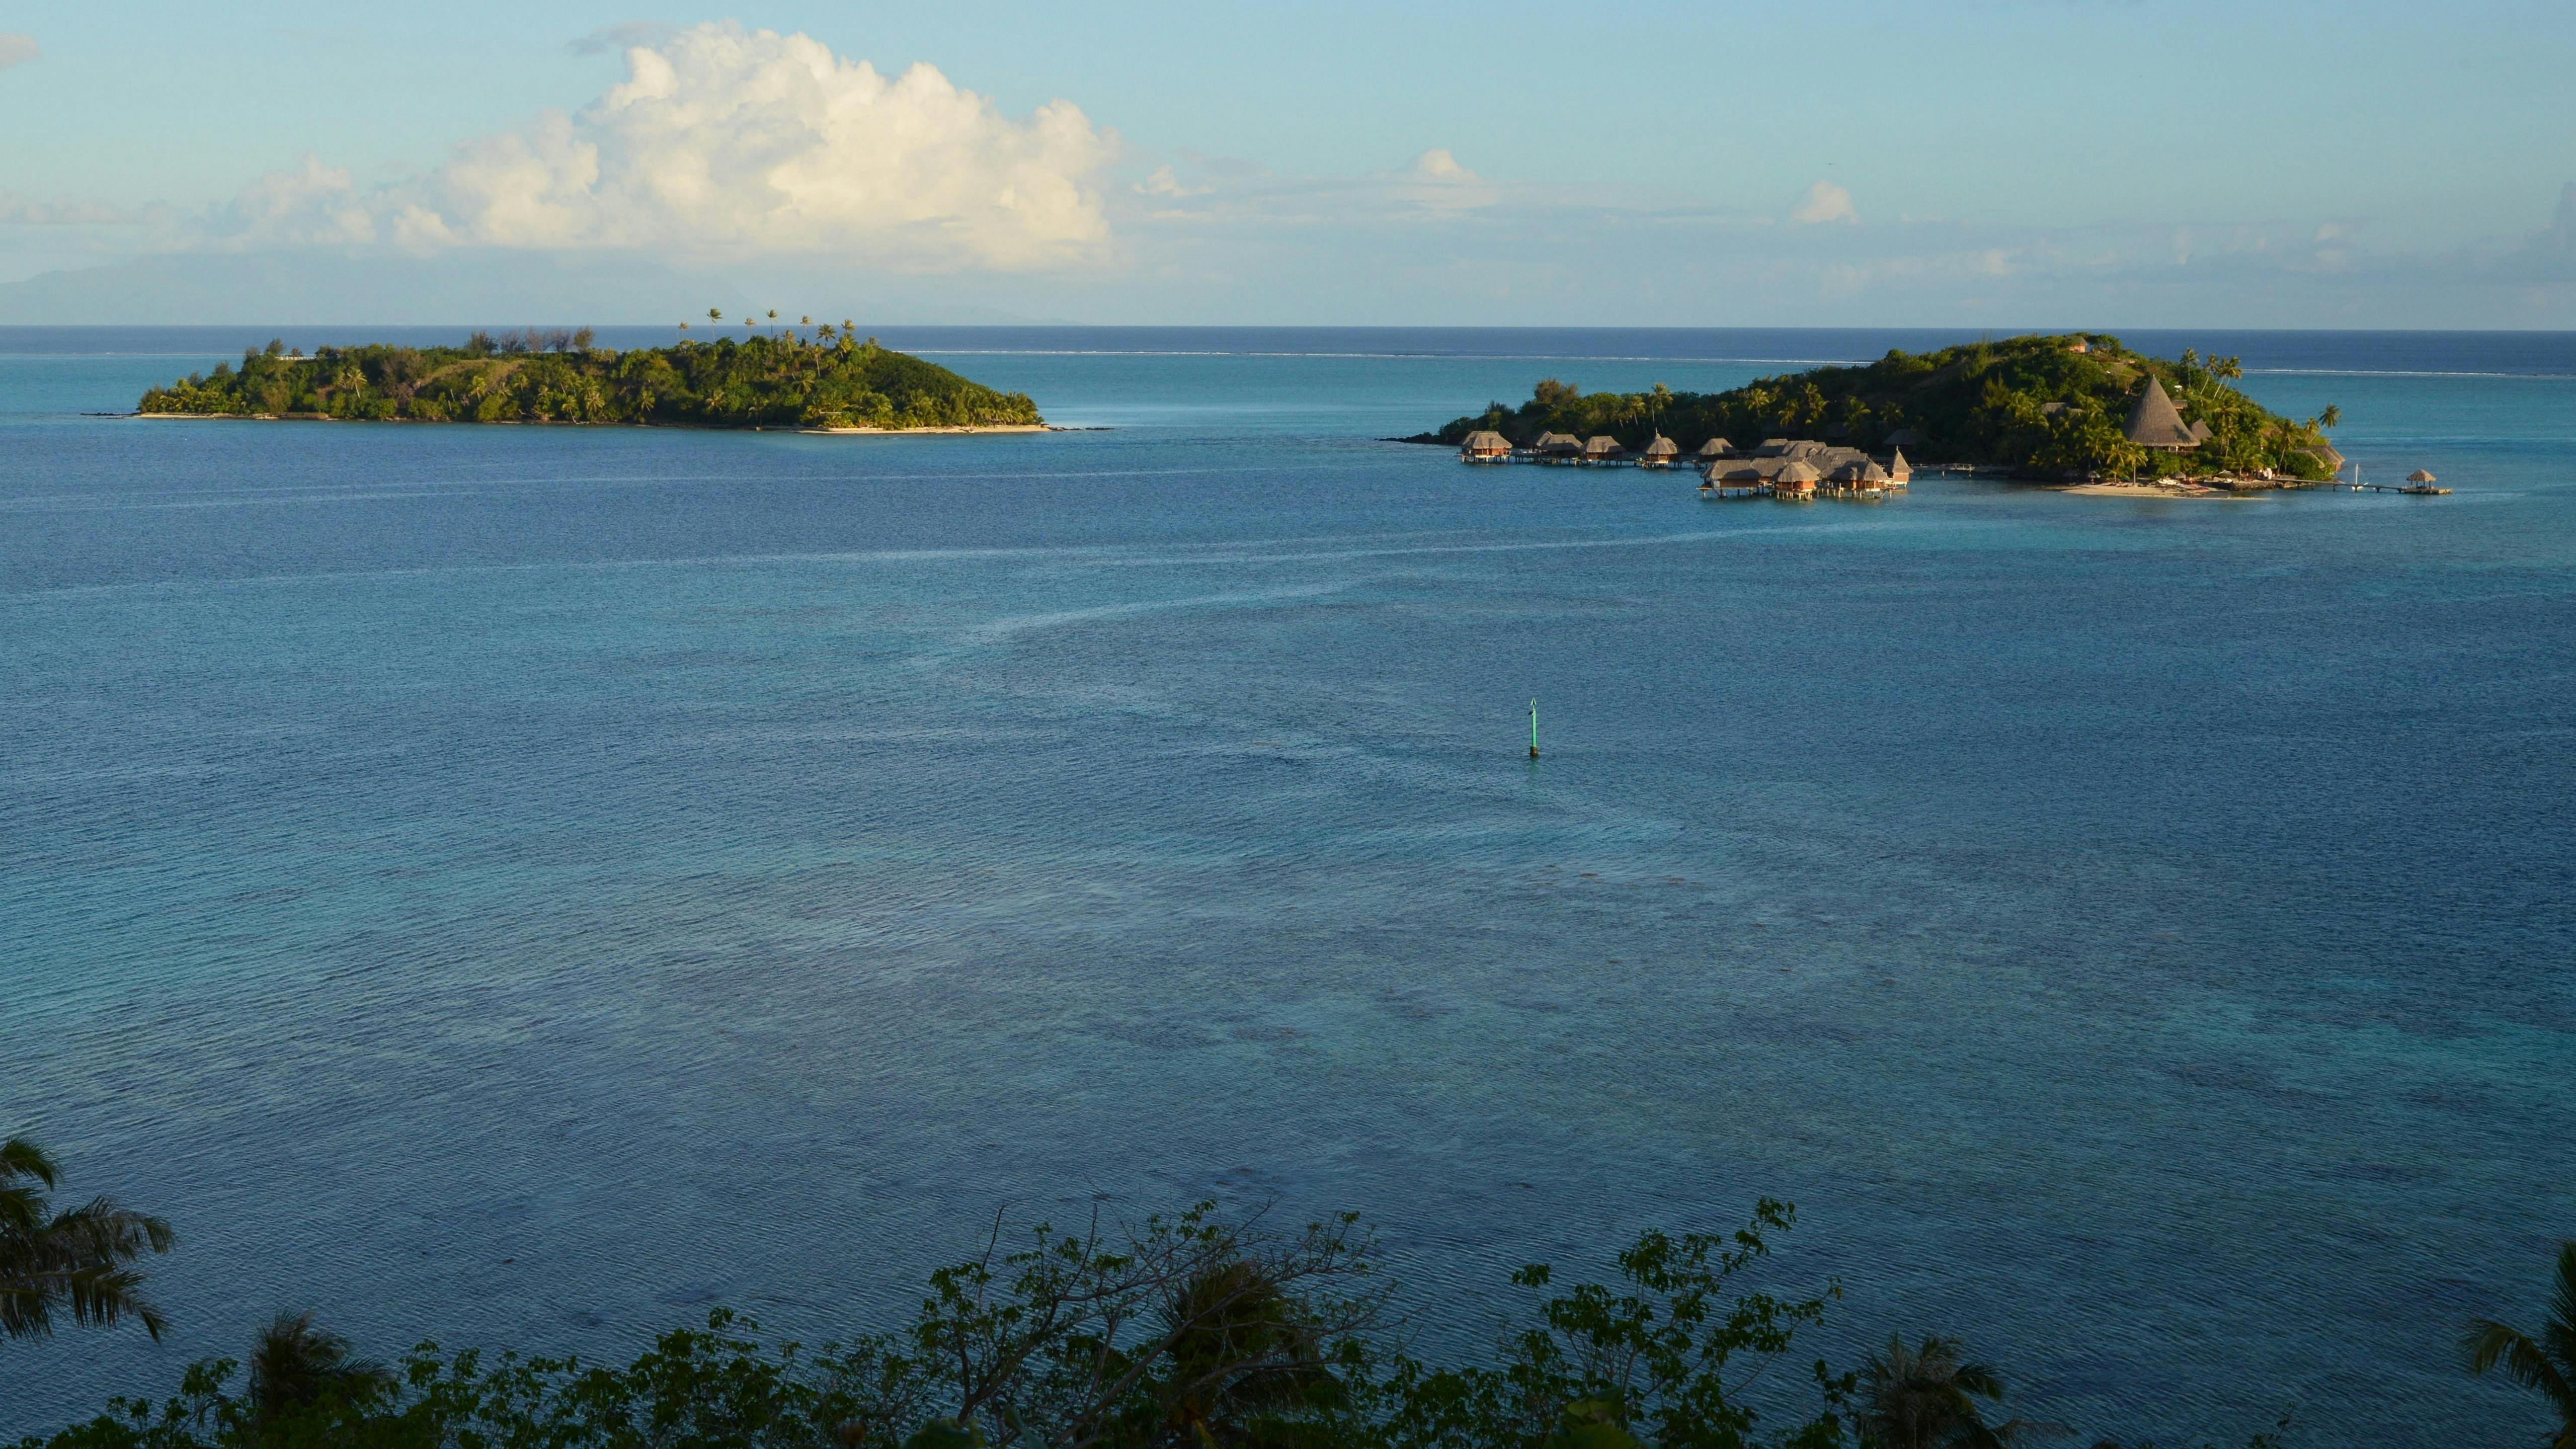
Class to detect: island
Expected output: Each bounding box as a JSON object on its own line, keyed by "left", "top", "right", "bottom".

{"left": 1411, "top": 333, "right": 2354, "bottom": 491}
{"left": 135, "top": 325, "right": 1043, "bottom": 432}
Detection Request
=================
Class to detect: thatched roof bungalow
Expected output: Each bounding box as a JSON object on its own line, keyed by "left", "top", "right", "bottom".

{"left": 1460, "top": 430, "right": 1511, "bottom": 461}
{"left": 1535, "top": 432, "right": 1582, "bottom": 458}
{"left": 2408, "top": 468, "right": 2437, "bottom": 484}
{"left": 1697, "top": 437, "right": 1734, "bottom": 459}
{"left": 1641, "top": 434, "right": 1679, "bottom": 465}
{"left": 1582, "top": 435, "right": 1625, "bottom": 462}
{"left": 1828, "top": 460, "right": 1893, "bottom": 492}
{"left": 1880, "top": 447, "right": 1912, "bottom": 485}
{"left": 2123, "top": 376, "right": 2200, "bottom": 452}
{"left": 1775, "top": 460, "right": 1820, "bottom": 497}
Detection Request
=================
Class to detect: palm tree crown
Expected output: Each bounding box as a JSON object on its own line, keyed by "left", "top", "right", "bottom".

{"left": 2464, "top": 1242, "right": 2576, "bottom": 1449}
{"left": 249, "top": 1310, "right": 395, "bottom": 1424}
{"left": 0, "top": 1136, "right": 176, "bottom": 1344}
{"left": 1858, "top": 1333, "right": 2038, "bottom": 1449}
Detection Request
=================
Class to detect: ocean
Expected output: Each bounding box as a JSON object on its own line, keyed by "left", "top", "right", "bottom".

{"left": 3, "top": 327, "right": 2570, "bottom": 1446}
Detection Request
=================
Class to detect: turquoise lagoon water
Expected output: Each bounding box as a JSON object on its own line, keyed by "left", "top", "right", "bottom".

{"left": 2, "top": 328, "right": 2572, "bottom": 1446}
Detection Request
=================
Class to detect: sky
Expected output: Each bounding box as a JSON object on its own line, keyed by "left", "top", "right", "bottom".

{"left": 1, "top": 0, "right": 2572, "bottom": 326}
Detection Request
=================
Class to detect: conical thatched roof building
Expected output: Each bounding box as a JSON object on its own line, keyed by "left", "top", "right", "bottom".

{"left": 1698, "top": 437, "right": 1734, "bottom": 458}
{"left": 1882, "top": 447, "right": 1912, "bottom": 484}
{"left": 1642, "top": 434, "right": 1679, "bottom": 461}
{"left": 2408, "top": 468, "right": 2437, "bottom": 483}
{"left": 2124, "top": 376, "right": 2199, "bottom": 451}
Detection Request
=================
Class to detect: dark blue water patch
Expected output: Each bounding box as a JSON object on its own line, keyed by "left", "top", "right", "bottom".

{"left": 1, "top": 332, "right": 2571, "bottom": 1448}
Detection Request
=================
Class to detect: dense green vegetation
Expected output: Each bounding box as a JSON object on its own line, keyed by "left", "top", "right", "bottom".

{"left": 12, "top": 1135, "right": 2566, "bottom": 1449}
{"left": 136, "top": 327, "right": 1042, "bottom": 431}
{"left": 1423, "top": 335, "right": 2343, "bottom": 480}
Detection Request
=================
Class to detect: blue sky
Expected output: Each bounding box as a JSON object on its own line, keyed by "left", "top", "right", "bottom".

{"left": 2, "top": 1, "right": 2572, "bottom": 324}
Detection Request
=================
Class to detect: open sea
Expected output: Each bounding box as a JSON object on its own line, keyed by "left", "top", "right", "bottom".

{"left": 3, "top": 327, "right": 2571, "bottom": 1447}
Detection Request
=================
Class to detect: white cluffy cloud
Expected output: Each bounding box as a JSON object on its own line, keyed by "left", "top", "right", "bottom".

{"left": 1790, "top": 180, "right": 1857, "bottom": 225}
{"left": 228, "top": 23, "right": 1117, "bottom": 270}
{"left": 0, "top": 33, "right": 40, "bottom": 70}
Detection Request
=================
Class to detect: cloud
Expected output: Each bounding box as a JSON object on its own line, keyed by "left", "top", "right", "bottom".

{"left": 221, "top": 22, "right": 1117, "bottom": 271}
{"left": 0, "top": 33, "right": 39, "bottom": 70}
{"left": 1407, "top": 149, "right": 1473, "bottom": 184}
{"left": 1382, "top": 148, "right": 1499, "bottom": 213}
{"left": 220, "top": 155, "right": 380, "bottom": 245}
{"left": 569, "top": 21, "right": 674, "bottom": 56}
{"left": 1136, "top": 165, "right": 1211, "bottom": 199}
{"left": 1, "top": 192, "right": 143, "bottom": 226}
{"left": 1791, "top": 181, "right": 1857, "bottom": 225}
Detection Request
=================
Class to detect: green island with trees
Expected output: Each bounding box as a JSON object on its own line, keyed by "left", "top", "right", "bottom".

{"left": 1418, "top": 334, "right": 2346, "bottom": 483}
{"left": 135, "top": 316, "right": 1042, "bottom": 432}
{"left": 12, "top": 1134, "right": 2576, "bottom": 1449}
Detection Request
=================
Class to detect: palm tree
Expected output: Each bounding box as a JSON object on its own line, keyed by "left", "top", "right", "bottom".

{"left": 249, "top": 1310, "right": 394, "bottom": 1426}
{"left": 1, "top": 1137, "right": 175, "bottom": 1345}
{"left": 2464, "top": 1242, "right": 2576, "bottom": 1449}
{"left": 1857, "top": 1334, "right": 2047, "bottom": 1448}
{"left": 2318, "top": 405, "right": 2341, "bottom": 430}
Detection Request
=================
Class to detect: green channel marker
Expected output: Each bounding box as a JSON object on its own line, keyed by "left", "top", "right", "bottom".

{"left": 1530, "top": 699, "right": 1540, "bottom": 759}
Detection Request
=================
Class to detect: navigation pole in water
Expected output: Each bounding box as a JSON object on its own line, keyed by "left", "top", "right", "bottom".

{"left": 1530, "top": 699, "right": 1540, "bottom": 760}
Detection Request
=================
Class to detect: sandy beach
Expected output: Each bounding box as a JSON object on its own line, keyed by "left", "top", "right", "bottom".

{"left": 799, "top": 424, "right": 1057, "bottom": 435}
{"left": 2058, "top": 480, "right": 2235, "bottom": 499}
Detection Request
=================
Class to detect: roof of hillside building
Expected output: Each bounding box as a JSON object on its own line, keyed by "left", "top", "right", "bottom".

{"left": 1754, "top": 438, "right": 1794, "bottom": 456}
{"left": 2303, "top": 440, "right": 2346, "bottom": 470}
{"left": 1884, "top": 428, "right": 1923, "bottom": 446}
{"left": 2123, "top": 376, "right": 2199, "bottom": 450}
{"left": 2189, "top": 419, "right": 2214, "bottom": 444}
{"left": 1698, "top": 437, "right": 1733, "bottom": 457}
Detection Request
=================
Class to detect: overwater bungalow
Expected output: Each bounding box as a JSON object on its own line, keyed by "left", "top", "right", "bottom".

{"left": 1881, "top": 447, "right": 1912, "bottom": 486}
{"left": 1581, "top": 435, "right": 1626, "bottom": 463}
{"left": 1534, "top": 431, "right": 1582, "bottom": 461}
{"left": 1828, "top": 459, "right": 1893, "bottom": 495}
{"left": 1702, "top": 461, "right": 1769, "bottom": 498}
{"left": 1698, "top": 437, "right": 1734, "bottom": 460}
{"left": 1459, "top": 429, "right": 1511, "bottom": 462}
{"left": 1775, "top": 460, "right": 1820, "bottom": 498}
{"left": 1640, "top": 434, "right": 1680, "bottom": 468}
